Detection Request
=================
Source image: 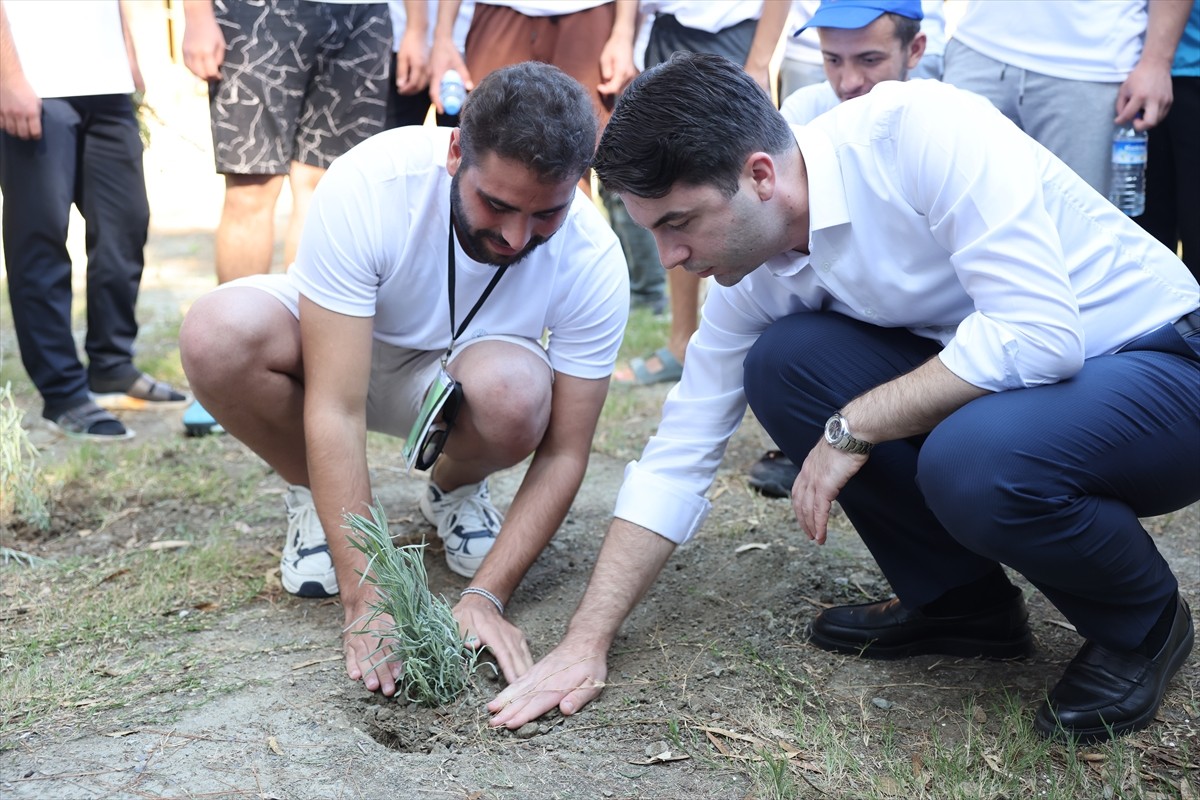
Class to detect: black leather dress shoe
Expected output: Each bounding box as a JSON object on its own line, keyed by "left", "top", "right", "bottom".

{"left": 806, "top": 594, "right": 1035, "bottom": 660}
{"left": 1034, "top": 597, "right": 1194, "bottom": 743}
{"left": 747, "top": 450, "right": 799, "bottom": 498}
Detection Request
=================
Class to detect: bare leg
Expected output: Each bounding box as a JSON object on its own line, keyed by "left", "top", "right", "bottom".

{"left": 433, "top": 341, "right": 553, "bottom": 491}
{"left": 284, "top": 161, "right": 326, "bottom": 268}
{"left": 665, "top": 267, "right": 700, "bottom": 362}
{"left": 216, "top": 174, "right": 286, "bottom": 283}
{"left": 179, "top": 287, "right": 309, "bottom": 485}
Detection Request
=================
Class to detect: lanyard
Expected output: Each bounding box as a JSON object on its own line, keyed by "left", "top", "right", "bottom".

{"left": 446, "top": 222, "right": 509, "bottom": 364}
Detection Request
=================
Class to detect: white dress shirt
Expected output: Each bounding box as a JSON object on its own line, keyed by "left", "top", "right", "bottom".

{"left": 613, "top": 78, "right": 1199, "bottom": 546}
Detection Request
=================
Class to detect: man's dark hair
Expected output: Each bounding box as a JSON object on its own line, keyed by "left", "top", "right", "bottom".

{"left": 594, "top": 53, "right": 795, "bottom": 199}
{"left": 887, "top": 12, "right": 921, "bottom": 49}
{"left": 458, "top": 61, "right": 597, "bottom": 183}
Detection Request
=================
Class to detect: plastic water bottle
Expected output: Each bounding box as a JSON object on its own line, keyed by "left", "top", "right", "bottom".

{"left": 1108, "top": 125, "right": 1147, "bottom": 216}
{"left": 440, "top": 69, "right": 466, "bottom": 116}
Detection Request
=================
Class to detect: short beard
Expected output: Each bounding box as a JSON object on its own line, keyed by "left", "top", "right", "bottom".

{"left": 450, "top": 173, "right": 549, "bottom": 267}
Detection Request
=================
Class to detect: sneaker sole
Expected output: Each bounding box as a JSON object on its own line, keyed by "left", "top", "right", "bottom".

{"left": 93, "top": 392, "right": 190, "bottom": 411}
{"left": 44, "top": 418, "right": 136, "bottom": 442}
{"left": 280, "top": 570, "right": 339, "bottom": 598}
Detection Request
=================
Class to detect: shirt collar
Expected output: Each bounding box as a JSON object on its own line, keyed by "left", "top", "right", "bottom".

{"left": 790, "top": 123, "right": 851, "bottom": 233}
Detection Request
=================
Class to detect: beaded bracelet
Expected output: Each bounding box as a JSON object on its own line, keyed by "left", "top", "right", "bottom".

{"left": 460, "top": 586, "right": 505, "bottom": 616}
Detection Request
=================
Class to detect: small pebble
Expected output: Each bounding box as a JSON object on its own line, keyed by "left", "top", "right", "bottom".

{"left": 514, "top": 722, "right": 539, "bottom": 740}
{"left": 871, "top": 697, "right": 893, "bottom": 710}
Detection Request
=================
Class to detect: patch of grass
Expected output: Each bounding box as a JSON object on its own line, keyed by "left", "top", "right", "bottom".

{"left": 0, "top": 382, "right": 49, "bottom": 531}
{"left": 0, "top": 535, "right": 269, "bottom": 742}
{"left": 709, "top": 646, "right": 1198, "bottom": 800}
{"left": 45, "top": 434, "right": 262, "bottom": 511}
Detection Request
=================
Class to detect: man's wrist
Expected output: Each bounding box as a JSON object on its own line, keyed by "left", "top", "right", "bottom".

{"left": 461, "top": 586, "right": 505, "bottom": 616}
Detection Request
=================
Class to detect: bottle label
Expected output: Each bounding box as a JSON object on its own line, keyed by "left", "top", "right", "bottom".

{"left": 1112, "top": 139, "right": 1147, "bottom": 166}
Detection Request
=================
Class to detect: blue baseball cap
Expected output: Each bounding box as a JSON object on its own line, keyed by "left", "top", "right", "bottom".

{"left": 797, "top": 0, "right": 923, "bottom": 34}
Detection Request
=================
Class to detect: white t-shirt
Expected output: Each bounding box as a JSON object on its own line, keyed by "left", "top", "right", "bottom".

{"left": 389, "top": 0, "right": 474, "bottom": 52}
{"left": 286, "top": 127, "right": 629, "bottom": 380}
{"left": 480, "top": 0, "right": 610, "bottom": 17}
{"left": 3, "top": 0, "right": 132, "bottom": 98}
{"left": 949, "top": 0, "right": 1147, "bottom": 83}
{"left": 784, "top": 0, "right": 822, "bottom": 66}
{"left": 612, "top": 79, "right": 1198, "bottom": 544}
{"left": 641, "top": 0, "right": 764, "bottom": 33}
{"left": 779, "top": 80, "right": 838, "bottom": 123}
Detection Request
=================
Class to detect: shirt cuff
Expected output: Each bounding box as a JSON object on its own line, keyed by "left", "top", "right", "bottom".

{"left": 613, "top": 460, "right": 712, "bottom": 545}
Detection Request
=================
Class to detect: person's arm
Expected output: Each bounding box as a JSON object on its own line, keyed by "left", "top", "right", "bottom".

{"left": 487, "top": 518, "right": 676, "bottom": 729}
{"left": 429, "top": 0, "right": 470, "bottom": 112}
{"left": 454, "top": 372, "right": 612, "bottom": 683}
{"left": 1115, "top": 0, "right": 1191, "bottom": 129}
{"left": 181, "top": 0, "right": 225, "bottom": 81}
{"left": 597, "top": 0, "right": 639, "bottom": 97}
{"left": 118, "top": 1, "right": 144, "bottom": 94}
{"left": 744, "top": 0, "right": 790, "bottom": 95}
{"left": 792, "top": 355, "right": 988, "bottom": 543}
{"left": 395, "top": 0, "right": 431, "bottom": 95}
{"left": 0, "top": 0, "right": 41, "bottom": 139}
{"left": 298, "top": 295, "right": 404, "bottom": 697}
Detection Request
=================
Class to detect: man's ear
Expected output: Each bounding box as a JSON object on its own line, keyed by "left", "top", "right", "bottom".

{"left": 447, "top": 129, "right": 463, "bottom": 177}
{"left": 907, "top": 31, "right": 928, "bottom": 70}
{"left": 746, "top": 152, "right": 777, "bottom": 201}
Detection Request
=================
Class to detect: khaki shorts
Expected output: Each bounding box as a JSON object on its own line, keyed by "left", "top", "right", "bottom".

{"left": 224, "top": 274, "right": 551, "bottom": 439}
{"left": 365, "top": 335, "right": 552, "bottom": 438}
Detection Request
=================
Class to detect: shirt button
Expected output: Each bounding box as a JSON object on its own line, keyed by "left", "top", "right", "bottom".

{"left": 821, "top": 262, "right": 832, "bottom": 272}
{"left": 863, "top": 308, "right": 876, "bottom": 317}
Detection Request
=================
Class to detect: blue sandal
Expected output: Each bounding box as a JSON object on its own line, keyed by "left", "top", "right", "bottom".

{"left": 620, "top": 347, "right": 684, "bottom": 385}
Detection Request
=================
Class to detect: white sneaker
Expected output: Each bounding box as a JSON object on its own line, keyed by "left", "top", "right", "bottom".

{"left": 280, "top": 485, "right": 338, "bottom": 598}
{"left": 419, "top": 479, "right": 503, "bottom": 578}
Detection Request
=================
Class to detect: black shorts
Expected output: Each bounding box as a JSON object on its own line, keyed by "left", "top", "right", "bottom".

{"left": 210, "top": 0, "right": 390, "bottom": 174}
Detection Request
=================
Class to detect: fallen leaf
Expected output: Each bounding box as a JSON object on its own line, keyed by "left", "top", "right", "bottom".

{"left": 267, "top": 736, "right": 284, "bottom": 756}
{"left": 147, "top": 540, "right": 191, "bottom": 551}
{"left": 982, "top": 752, "right": 1010, "bottom": 778}
{"left": 1079, "top": 753, "right": 1106, "bottom": 763}
{"left": 735, "top": 543, "right": 768, "bottom": 554}
{"left": 628, "top": 752, "right": 690, "bottom": 765}
{"left": 97, "top": 568, "right": 130, "bottom": 585}
{"left": 1045, "top": 619, "right": 1078, "bottom": 632}
{"left": 105, "top": 729, "right": 140, "bottom": 738}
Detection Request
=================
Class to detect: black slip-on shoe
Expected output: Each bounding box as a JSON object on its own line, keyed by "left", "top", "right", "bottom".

{"left": 806, "top": 595, "right": 1035, "bottom": 660}
{"left": 747, "top": 450, "right": 799, "bottom": 498}
{"left": 1034, "top": 597, "right": 1194, "bottom": 743}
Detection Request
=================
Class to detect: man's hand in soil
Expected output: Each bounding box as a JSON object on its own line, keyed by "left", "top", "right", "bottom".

{"left": 454, "top": 595, "right": 533, "bottom": 683}
{"left": 486, "top": 638, "right": 608, "bottom": 729}
{"left": 341, "top": 589, "right": 403, "bottom": 696}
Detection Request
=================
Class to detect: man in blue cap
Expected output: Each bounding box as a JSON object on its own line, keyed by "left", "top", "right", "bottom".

{"left": 749, "top": 0, "right": 928, "bottom": 497}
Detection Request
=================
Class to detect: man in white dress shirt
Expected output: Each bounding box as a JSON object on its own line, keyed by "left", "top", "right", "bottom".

{"left": 489, "top": 53, "right": 1200, "bottom": 745}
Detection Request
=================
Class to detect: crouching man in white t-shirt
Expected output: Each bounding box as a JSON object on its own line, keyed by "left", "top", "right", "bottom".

{"left": 179, "top": 62, "right": 629, "bottom": 697}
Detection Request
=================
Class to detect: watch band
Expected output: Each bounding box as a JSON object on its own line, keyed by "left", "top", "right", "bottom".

{"left": 825, "top": 412, "right": 874, "bottom": 455}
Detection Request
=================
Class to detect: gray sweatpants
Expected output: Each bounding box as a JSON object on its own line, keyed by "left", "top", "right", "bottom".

{"left": 942, "top": 39, "right": 1120, "bottom": 195}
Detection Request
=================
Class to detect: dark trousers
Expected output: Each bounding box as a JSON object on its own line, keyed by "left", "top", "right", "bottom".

{"left": 1136, "top": 75, "right": 1199, "bottom": 280}
{"left": 743, "top": 312, "right": 1200, "bottom": 651}
{"left": 384, "top": 53, "right": 457, "bottom": 130}
{"left": 0, "top": 94, "right": 148, "bottom": 418}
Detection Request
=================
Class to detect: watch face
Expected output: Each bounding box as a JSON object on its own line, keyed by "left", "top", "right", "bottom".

{"left": 825, "top": 415, "right": 845, "bottom": 443}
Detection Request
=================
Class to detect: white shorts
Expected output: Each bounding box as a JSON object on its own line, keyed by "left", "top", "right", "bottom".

{"left": 225, "top": 274, "right": 552, "bottom": 439}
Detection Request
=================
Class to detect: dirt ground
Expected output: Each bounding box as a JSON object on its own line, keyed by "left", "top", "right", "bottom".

{"left": 2, "top": 15, "right": 1199, "bottom": 799}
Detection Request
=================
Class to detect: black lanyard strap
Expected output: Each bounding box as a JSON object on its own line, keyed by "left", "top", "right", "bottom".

{"left": 446, "top": 222, "right": 508, "bottom": 361}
